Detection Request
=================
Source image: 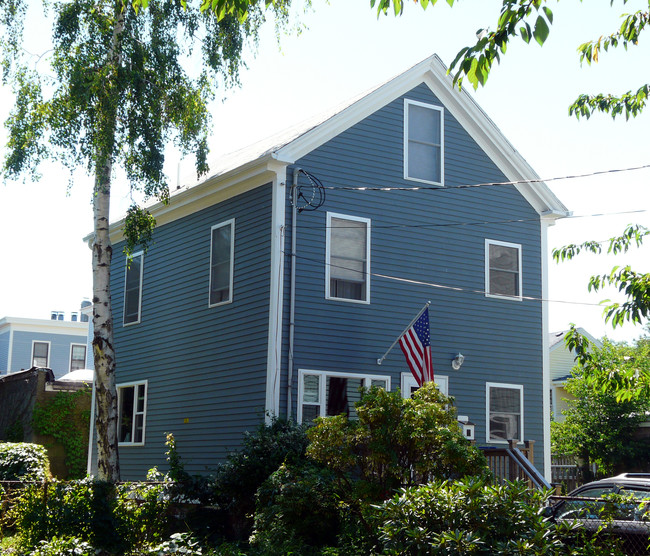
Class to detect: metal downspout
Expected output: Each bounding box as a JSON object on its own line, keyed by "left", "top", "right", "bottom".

{"left": 287, "top": 168, "right": 300, "bottom": 419}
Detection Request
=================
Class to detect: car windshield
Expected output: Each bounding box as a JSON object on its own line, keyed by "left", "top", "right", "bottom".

{"left": 620, "top": 488, "right": 650, "bottom": 499}
{"left": 556, "top": 487, "right": 615, "bottom": 520}
{"left": 557, "top": 485, "right": 650, "bottom": 522}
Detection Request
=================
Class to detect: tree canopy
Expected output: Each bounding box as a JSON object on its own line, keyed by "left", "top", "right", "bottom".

{"left": 0, "top": 0, "right": 293, "bottom": 480}
{"left": 372, "top": 0, "right": 649, "bottom": 120}
{"left": 552, "top": 332, "right": 650, "bottom": 474}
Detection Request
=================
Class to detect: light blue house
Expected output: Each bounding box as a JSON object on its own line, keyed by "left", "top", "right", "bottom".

{"left": 93, "top": 55, "right": 569, "bottom": 480}
{"left": 0, "top": 315, "right": 90, "bottom": 379}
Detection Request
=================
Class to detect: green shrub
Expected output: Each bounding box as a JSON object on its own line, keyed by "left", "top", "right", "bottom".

{"left": 213, "top": 418, "right": 309, "bottom": 541}
{"left": 0, "top": 443, "right": 50, "bottom": 481}
{"left": 10, "top": 478, "right": 118, "bottom": 552}
{"left": 250, "top": 462, "right": 341, "bottom": 554}
{"left": 373, "top": 477, "right": 622, "bottom": 555}
{"left": 9, "top": 476, "right": 170, "bottom": 553}
{"left": 144, "top": 532, "right": 204, "bottom": 555}
{"left": 116, "top": 472, "right": 172, "bottom": 551}
{"left": 307, "top": 384, "right": 489, "bottom": 501}
{"left": 28, "top": 536, "right": 94, "bottom": 556}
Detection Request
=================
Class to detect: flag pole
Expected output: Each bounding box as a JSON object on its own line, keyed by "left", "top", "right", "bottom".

{"left": 377, "top": 301, "right": 431, "bottom": 365}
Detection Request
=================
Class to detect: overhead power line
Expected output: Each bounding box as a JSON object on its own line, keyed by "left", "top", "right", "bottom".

{"left": 297, "top": 209, "right": 648, "bottom": 231}
{"left": 285, "top": 250, "right": 612, "bottom": 309}
{"left": 319, "top": 163, "right": 650, "bottom": 192}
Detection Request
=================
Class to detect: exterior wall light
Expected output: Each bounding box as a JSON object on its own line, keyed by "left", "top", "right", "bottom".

{"left": 451, "top": 353, "right": 465, "bottom": 370}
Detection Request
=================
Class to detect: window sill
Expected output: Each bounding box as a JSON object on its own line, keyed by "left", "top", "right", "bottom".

{"left": 485, "top": 293, "right": 522, "bottom": 302}
{"left": 403, "top": 175, "right": 444, "bottom": 187}
{"left": 325, "top": 295, "right": 370, "bottom": 305}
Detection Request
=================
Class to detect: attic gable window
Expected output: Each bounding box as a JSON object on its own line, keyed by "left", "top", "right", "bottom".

{"left": 123, "top": 252, "right": 144, "bottom": 325}
{"left": 209, "top": 219, "right": 235, "bottom": 307}
{"left": 485, "top": 240, "right": 522, "bottom": 300}
{"left": 404, "top": 99, "right": 444, "bottom": 185}
{"left": 326, "top": 213, "right": 370, "bottom": 303}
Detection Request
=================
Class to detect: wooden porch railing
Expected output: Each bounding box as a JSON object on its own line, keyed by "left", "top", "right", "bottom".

{"left": 481, "top": 439, "right": 551, "bottom": 490}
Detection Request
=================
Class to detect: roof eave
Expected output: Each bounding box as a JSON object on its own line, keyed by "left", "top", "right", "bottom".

{"left": 85, "top": 153, "right": 290, "bottom": 247}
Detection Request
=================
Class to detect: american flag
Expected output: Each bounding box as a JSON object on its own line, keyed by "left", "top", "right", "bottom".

{"left": 399, "top": 308, "right": 434, "bottom": 386}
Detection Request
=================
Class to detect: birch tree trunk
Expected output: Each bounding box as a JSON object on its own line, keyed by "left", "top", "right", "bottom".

{"left": 92, "top": 4, "right": 125, "bottom": 483}
{"left": 92, "top": 164, "right": 120, "bottom": 482}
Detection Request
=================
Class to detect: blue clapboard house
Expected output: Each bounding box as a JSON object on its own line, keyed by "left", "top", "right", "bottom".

{"left": 92, "top": 55, "right": 569, "bottom": 479}
{"left": 0, "top": 313, "right": 90, "bottom": 379}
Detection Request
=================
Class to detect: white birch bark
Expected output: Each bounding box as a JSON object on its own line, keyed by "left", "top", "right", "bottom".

{"left": 92, "top": 166, "right": 120, "bottom": 482}
{"left": 92, "top": 4, "right": 125, "bottom": 483}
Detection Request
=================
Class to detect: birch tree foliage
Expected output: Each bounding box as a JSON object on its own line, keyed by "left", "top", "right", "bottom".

{"left": 0, "top": 0, "right": 293, "bottom": 480}
{"left": 371, "top": 0, "right": 650, "bottom": 120}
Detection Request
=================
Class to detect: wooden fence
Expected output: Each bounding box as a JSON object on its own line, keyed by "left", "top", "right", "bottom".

{"left": 551, "top": 454, "right": 582, "bottom": 493}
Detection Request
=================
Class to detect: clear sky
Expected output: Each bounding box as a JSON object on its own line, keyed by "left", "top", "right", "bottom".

{"left": 0, "top": 0, "right": 648, "bottom": 344}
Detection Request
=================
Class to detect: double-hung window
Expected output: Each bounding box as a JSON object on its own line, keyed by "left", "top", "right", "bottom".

{"left": 209, "top": 219, "right": 234, "bottom": 306}
{"left": 69, "top": 344, "right": 87, "bottom": 372}
{"left": 485, "top": 240, "right": 522, "bottom": 299}
{"left": 404, "top": 99, "right": 444, "bottom": 185}
{"left": 298, "top": 370, "right": 389, "bottom": 423}
{"left": 326, "top": 213, "right": 370, "bottom": 303}
{"left": 486, "top": 382, "right": 523, "bottom": 442}
{"left": 123, "top": 252, "right": 144, "bottom": 325}
{"left": 117, "top": 381, "right": 147, "bottom": 445}
{"left": 32, "top": 341, "right": 50, "bottom": 367}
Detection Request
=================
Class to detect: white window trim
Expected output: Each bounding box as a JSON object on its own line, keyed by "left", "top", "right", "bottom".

{"left": 117, "top": 380, "right": 148, "bottom": 447}
{"left": 484, "top": 239, "right": 523, "bottom": 301}
{"left": 123, "top": 251, "right": 144, "bottom": 326}
{"left": 400, "top": 372, "right": 448, "bottom": 398}
{"left": 208, "top": 218, "right": 235, "bottom": 308}
{"left": 486, "top": 382, "right": 524, "bottom": 444}
{"left": 31, "top": 340, "right": 51, "bottom": 368}
{"left": 69, "top": 343, "right": 87, "bottom": 372}
{"left": 297, "top": 369, "right": 390, "bottom": 423}
{"left": 325, "top": 212, "right": 371, "bottom": 304}
{"left": 403, "top": 98, "right": 444, "bottom": 186}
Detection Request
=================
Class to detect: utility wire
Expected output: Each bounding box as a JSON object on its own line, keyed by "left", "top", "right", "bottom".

{"left": 284, "top": 250, "right": 625, "bottom": 309}
{"left": 321, "top": 163, "right": 650, "bottom": 192}
{"left": 296, "top": 209, "right": 648, "bottom": 231}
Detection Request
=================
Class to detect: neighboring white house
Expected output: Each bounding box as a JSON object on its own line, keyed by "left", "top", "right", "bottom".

{"left": 549, "top": 328, "right": 602, "bottom": 422}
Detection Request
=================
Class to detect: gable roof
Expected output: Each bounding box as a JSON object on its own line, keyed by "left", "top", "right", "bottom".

{"left": 549, "top": 327, "right": 603, "bottom": 353}
{"left": 102, "top": 54, "right": 570, "bottom": 244}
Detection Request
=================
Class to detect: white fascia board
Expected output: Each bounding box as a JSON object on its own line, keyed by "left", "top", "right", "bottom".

{"left": 421, "top": 60, "right": 569, "bottom": 219}
{"left": 548, "top": 327, "right": 603, "bottom": 356}
{"left": 276, "top": 54, "right": 569, "bottom": 220}
{"left": 0, "top": 317, "right": 88, "bottom": 336}
{"left": 83, "top": 155, "right": 290, "bottom": 246}
{"left": 275, "top": 57, "right": 435, "bottom": 164}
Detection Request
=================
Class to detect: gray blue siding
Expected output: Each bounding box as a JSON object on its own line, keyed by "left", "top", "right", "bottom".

{"left": 285, "top": 84, "right": 546, "bottom": 472}
{"left": 112, "top": 185, "right": 272, "bottom": 478}
{"left": 0, "top": 332, "right": 8, "bottom": 374}
{"left": 10, "top": 331, "right": 89, "bottom": 379}
{"left": 110, "top": 81, "right": 549, "bottom": 478}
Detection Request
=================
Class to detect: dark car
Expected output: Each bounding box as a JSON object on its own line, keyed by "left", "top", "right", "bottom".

{"left": 547, "top": 473, "right": 650, "bottom": 554}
